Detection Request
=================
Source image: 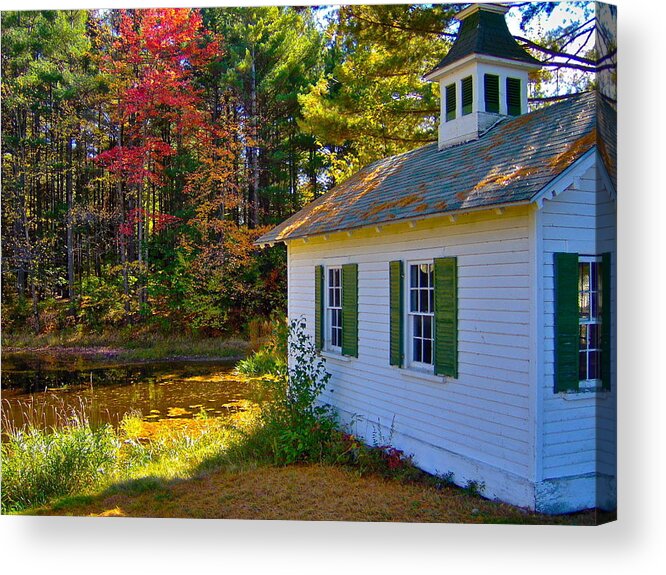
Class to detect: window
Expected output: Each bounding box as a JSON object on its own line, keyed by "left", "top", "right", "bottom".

{"left": 578, "top": 257, "right": 602, "bottom": 387}
{"left": 484, "top": 74, "right": 499, "bottom": 113}
{"left": 554, "top": 252, "right": 610, "bottom": 393}
{"left": 315, "top": 264, "right": 358, "bottom": 357}
{"left": 408, "top": 262, "right": 434, "bottom": 367}
{"left": 327, "top": 267, "right": 342, "bottom": 350}
{"left": 445, "top": 83, "right": 456, "bottom": 121}
{"left": 389, "top": 258, "right": 457, "bottom": 377}
{"left": 506, "top": 77, "right": 521, "bottom": 116}
{"left": 461, "top": 76, "right": 473, "bottom": 115}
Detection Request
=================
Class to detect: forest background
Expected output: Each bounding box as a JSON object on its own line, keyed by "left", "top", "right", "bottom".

{"left": 1, "top": 2, "right": 615, "bottom": 343}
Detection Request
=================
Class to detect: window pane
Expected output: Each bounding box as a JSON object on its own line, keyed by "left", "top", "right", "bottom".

{"left": 589, "top": 350, "right": 600, "bottom": 380}
{"left": 409, "top": 289, "right": 417, "bottom": 312}
{"left": 413, "top": 315, "right": 422, "bottom": 337}
{"left": 579, "top": 324, "right": 588, "bottom": 349}
{"left": 419, "top": 264, "right": 429, "bottom": 287}
{"left": 423, "top": 315, "right": 432, "bottom": 339}
{"left": 335, "top": 288, "right": 341, "bottom": 308}
{"left": 420, "top": 289, "right": 430, "bottom": 312}
{"left": 579, "top": 263, "right": 590, "bottom": 291}
{"left": 590, "top": 262, "right": 598, "bottom": 291}
{"left": 423, "top": 338, "right": 432, "bottom": 365}
{"left": 413, "top": 337, "right": 422, "bottom": 363}
{"left": 430, "top": 289, "right": 434, "bottom": 313}
{"left": 579, "top": 292, "right": 590, "bottom": 320}
{"left": 410, "top": 265, "right": 418, "bottom": 288}
{"left": 590, "top": 291, "right": 598, "bottom": 320}
{"left": 589, "top": 324, "right": 600, "bottom": 349}
{"left": 579, "top": 351, "right": 587, "bottom": 380}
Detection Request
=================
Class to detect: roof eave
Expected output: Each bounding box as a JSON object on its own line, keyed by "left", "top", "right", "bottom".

{"left": 530, "top": 147, "right": 597, "bottom": 209}
{"left": 256, "top": 199, "right": 532, "bottom": 247}
{"left": 424, "top": 52, "right": 541, "bottom": 82}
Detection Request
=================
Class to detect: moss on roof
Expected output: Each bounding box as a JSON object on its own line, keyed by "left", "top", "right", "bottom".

{"left": 258, "top": 91, "right": 616, "bottom": 244}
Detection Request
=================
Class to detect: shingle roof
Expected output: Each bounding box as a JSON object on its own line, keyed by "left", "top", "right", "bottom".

{"left": 428, "top": 8, "right": 540, "bottom": 75}
{"left": 257, "top": 91, "right": 616, "bottom": 245}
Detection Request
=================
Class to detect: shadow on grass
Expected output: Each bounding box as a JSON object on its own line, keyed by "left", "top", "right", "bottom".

{"left": 23, "top": 452, "right": 617, "bottom": 525}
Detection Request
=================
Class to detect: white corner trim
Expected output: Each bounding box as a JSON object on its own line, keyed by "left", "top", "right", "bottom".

{"left": 532, "top": 147, "right": 596, "bottom": 209}
{"left": 596, "top": 149, "right": 617, "bottom": 201}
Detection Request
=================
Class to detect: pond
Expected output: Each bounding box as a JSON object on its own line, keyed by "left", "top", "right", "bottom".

{"left": 1, "top": 353, "right": 253, "bottom": 432}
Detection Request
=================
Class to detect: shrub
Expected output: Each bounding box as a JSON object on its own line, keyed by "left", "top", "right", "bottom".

{"left": 236, "top": 349, "right": 286, "bottom": 377}
{"left": 236, "top": 311, "right": 288, "bottom": 377}
{"left": 1, "top": 417, "right": 119, "bottom": 513}
{"left": 233, "top": 318, "right": 337, "bottom": 465}
{"left": 77, "top": 273, "right": 129, "bottom": 329}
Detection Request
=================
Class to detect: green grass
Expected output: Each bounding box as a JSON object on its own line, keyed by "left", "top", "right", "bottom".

{"left": 3, "top": 401, "right": 612, "bottom": 525}
{"left": 2, "top": 328, "right": 248, "bottom": 361}
{"left": 235, "top": 349, "right": 286, "bottom": 376}
{"left": 1, "top": 404, "right": 252, "bottom": 514}
{"left": 1, "top": 418, "right": 119, "bottom": 513}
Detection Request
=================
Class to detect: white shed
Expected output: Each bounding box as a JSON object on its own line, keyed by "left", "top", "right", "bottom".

{"left": 257, "top": 3, "right": 616, "bottom": 514}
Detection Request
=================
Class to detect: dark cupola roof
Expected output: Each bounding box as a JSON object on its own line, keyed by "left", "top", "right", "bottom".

{"left": 428, "top": 3, "right": 540, "bottom": 76}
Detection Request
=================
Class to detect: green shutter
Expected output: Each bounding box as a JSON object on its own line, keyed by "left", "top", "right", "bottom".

{"left": 554, "top": 252, "right": 579, "bottom": 392}
{"left": 445, "top": 83, "right": 456, "bottom": 122}
{"left": 484, "top": 74, "right": 499, "bottom": 113}
{"left": 601, "top": 252, "right": 612, "bottom": 391}
{"left": 342, "top": 263, "right": 358, "bottom": 357}
{"left": 506, "top": 77, "right": 521, "bottom": 116}
{"left": 389, "top": 261, "right": 404, "bottom": 366}
{"left": 461, "top": 76, "right": 473, "bottom": 115}
{"left": 434, "top": 257, "right": 458, "bottom": 378}
{"left": 314, "top": 265, "right": 324, "bottom": 351}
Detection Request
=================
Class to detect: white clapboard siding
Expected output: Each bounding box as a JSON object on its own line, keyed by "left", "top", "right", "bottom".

{"left": 538, "top": 159, "right": 617, "bottom": 481}
{"left": 287, "top": 207, "right": 534, "bottom": 482}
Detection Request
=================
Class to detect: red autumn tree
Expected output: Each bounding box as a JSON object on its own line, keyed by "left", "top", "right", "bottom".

{"left": 96, "top": 8, "right": 223, "bottom": 309}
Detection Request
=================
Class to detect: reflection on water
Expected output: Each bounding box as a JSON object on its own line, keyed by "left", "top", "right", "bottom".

{"left": 1, "top": 353, "right": 251, "bottom": 431}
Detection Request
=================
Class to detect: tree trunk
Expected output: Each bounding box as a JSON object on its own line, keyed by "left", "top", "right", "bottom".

{"left": 66, "top": 134, "right": 75, "bottom": 306}
{"left": 250, "top": 44, "right": 260, "bottom": 228}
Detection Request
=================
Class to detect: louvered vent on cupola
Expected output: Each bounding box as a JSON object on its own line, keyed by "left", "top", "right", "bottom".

{"left": 424, "top": 3, "right": 541, "bottom": 149}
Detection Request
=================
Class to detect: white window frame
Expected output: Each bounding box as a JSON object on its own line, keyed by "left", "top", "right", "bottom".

{"left": 326, "top": 266, "right": 342, "bottom": 353}
{"left": 578, "top": 255, "right": 603, "bottom": 389}
{"left": 405, "top": 260, "right": 435, "bottom": 372}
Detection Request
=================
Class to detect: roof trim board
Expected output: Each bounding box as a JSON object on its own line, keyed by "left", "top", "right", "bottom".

{"left": 532, "top": 147, "right": 596, "bottom": 209}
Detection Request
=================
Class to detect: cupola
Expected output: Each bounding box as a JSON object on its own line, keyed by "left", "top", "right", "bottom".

{"left": 425, "top": 3, "right": 541, "bottom": 149}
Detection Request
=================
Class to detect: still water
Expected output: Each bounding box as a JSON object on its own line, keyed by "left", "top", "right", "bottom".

{"left": 1, "top": 353, "right": 251, "bottom": 431}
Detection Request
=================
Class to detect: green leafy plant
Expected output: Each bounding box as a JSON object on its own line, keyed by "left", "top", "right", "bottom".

{"left": 463, "top": 479, "right": 486, "bottom": 498}
{"left": 239, "top": 317, "right": 337, "bottom": 465}
{"left": 236, "top": 311, "right": 288, "bottom": 376}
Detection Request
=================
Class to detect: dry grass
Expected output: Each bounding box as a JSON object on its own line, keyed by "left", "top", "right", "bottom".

{"left": 28, "top": 464, "right": 611, "bottom": 524}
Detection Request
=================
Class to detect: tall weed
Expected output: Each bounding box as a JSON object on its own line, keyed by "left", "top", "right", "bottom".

{"left": 1, "top": 414, "right": 119, "bottom": 513}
